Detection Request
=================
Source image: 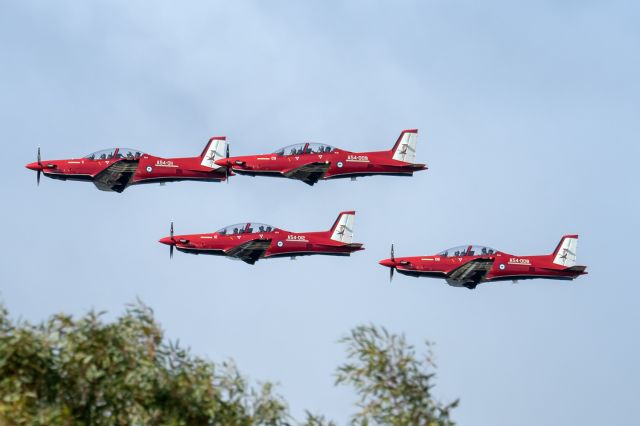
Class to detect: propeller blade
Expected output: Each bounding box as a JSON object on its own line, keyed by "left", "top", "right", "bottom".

{"left": 36, "top": 147, "right": 42, "bottom": 186}
{"left": 390, "top": 266, "right": 394, "bottom": 282}
{"left": 170, "top": 245, "right": 174, "bottom": 259}
{"left": 225, "top": 144, "right": 230, "bottom": 184}
{"left": 170, "top": 221, "right": 174, "bottom": 240}
{"left": 391, "top": 244, "right": 395, "bottom": 262}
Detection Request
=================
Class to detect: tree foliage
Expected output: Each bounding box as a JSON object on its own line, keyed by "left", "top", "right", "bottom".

{"left": 0, "top": 302, "right": 288, "bottom": 425}
{"left": 0, "top": 303, "right": 457, "bottom": 425}
{"left": 336, "top": 325, "right": 458, "bottom": 426}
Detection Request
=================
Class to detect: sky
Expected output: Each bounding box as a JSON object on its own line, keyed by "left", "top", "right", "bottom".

{"left": 1, "top": 1, "right": 639, "bottom": 424}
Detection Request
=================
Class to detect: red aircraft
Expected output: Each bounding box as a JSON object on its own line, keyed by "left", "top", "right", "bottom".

{"left": 25, "top": 137, "right": 229, "bottom": 192}
{"left": 378, "top": 235, "right": 587, "bottom": 289}
{"left": 214, "top": 129, "right": 426, "bottom": 186}
{"left": 159, "top": 211, "right": 364, "bottom": 264}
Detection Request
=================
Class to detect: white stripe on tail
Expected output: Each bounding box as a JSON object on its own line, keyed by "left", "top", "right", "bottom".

{"left": 329, "top": 211, "right": 356, "bottom": 243}
{"left": 200, "top": 136, "right": 227, "bottom": 169}
{"left": 552, "top": 235, "right": 579, "bottom": 267}
{"left": 391, "top": 129, "right": 418, "bottom": 163}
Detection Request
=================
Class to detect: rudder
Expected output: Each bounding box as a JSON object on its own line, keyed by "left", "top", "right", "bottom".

{"left": 200, "top": 136, "right": 227, "bottom": 169}
{"left": 552, "top": 235, "right": 579, "bottom": 267}
{"left": 391, "top": 129, "right": 418, "bottom": 163}
{"left": 328, "top": 211, "right": 356, "bottom": 243}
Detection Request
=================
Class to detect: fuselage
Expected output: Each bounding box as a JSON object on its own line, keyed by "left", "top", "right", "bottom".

{"left": 26, "top": 148, "right": 226, "bottom": 192}
{"left": 379, "top": 245, "right": 587, "bottom": 288}
{"left": 219, "top": 147, "right": 426, "bottom": 180}
{"left": 160, "top": 228, "right": 364, "bottom": 260}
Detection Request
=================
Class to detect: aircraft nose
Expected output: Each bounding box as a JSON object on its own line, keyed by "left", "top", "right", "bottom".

{"left": 26, "top": 162, "right": 42, "bottom": 171}
{"left": 158, "top": 237, "right": 175, "bottom": 246}
{"left": 214, "top": 158, "right": 228, "bottom": 167}
{"left": 379, "top": 258, "right": 395, "bottom": 268}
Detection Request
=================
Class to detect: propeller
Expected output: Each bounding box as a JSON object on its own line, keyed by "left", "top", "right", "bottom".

{"left": 170, "top": 221, "right": 174, "bottom": 259}
{"left": 390, "top": 244, "right": 395, "bottom": 282}
{"left": 225, "top": 143, "right": 230, "bottom": 184}
{"left": 37, "top": 147, "right": 42, "bottom": 186}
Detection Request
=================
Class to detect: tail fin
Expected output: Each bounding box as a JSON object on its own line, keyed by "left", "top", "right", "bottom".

{"left": 328, "top": 211, "right": 356, "bottom": 243}
{"left": 391, "top": 129, "right": 418, "bottom": 163}
{"left": 552, "top": 235, "right": 579, "bottom": 267}
{"left": 200, "top": 136, "right": 227, "bottom": 169}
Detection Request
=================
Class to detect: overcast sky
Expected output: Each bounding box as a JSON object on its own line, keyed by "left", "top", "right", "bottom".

{"left": 1, "top": 1, "right": 639, "bottom": 424}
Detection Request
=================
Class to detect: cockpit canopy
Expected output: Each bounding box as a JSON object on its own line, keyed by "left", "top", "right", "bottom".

{"left": 84, "top": 148, "right": 144, "bottom": 160}
{"left": 274, "top": 143, "right": 335, "bottom": 156}
{"left": 437, "top": 245, "right": 496, "bottom": 257}
{"left": 216, "top": 222, "right": 276, "bottom": 235}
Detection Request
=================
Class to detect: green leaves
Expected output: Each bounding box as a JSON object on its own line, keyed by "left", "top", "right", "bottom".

{"left": 0, "top": 304, "right": 458, "bottom": 425}
{"left": 0, "top": 301, "right": 290, "bottom": 425}
{"left": 336, "top": 325, "right": 459, "bottom": 426}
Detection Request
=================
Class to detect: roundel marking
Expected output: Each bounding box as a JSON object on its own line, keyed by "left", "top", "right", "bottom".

{"left": 277, "top": 241, "right": 284, "bottom": 247}
{"left": 337, "top": 161, "right": 344, "bottom": 168}
{"left": 499, "top": 264, "right": 506, "bottom": 270}
{"left": 146, "top": 166, "right": 153, "bottom": 173}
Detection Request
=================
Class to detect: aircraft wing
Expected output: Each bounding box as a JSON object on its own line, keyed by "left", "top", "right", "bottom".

{"left": 225, "top": 238, "right": 272, "bottom": 265}
{"left": 446, "top": 258, "right": 494, "bottom": 286}
{"left": 93, "top": 160, "right": 139, "bottom": 193}
{"left": 283, "top": 162, "right": 330, "bottom": 186}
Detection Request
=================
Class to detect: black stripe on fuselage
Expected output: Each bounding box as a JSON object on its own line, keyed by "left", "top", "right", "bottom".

{"left": 395, "top": 270, "right": 447, "bottom": 279}
{"left": 176, "top": 247, "right": 226, "bottom": 256}
{"left": 232, "top": 169, "right": 414, "bottom": 179}
{"left": 265, "top": 251, "right": 353, "bottom": 259}
{"left": 134, "top": 177, "right": 223, "bottom": 184}
{"left": 487, "top": 274, "right": 578, "bottom": 282}
{"left": 44, "top": 173, "right": 94, "bottom": 182}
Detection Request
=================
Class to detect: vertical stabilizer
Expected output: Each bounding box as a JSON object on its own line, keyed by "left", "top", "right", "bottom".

{"left": 328, "top": 211, "right": 356, "bottom": 243}
{"left": 552, "top": 235, "right": 579, "bottom": 267}
{"left": 391, "top": 129, "right": 418, "bottom": 163}
{"left": 200, "top": 136, "right": 227, "bottom": 169}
